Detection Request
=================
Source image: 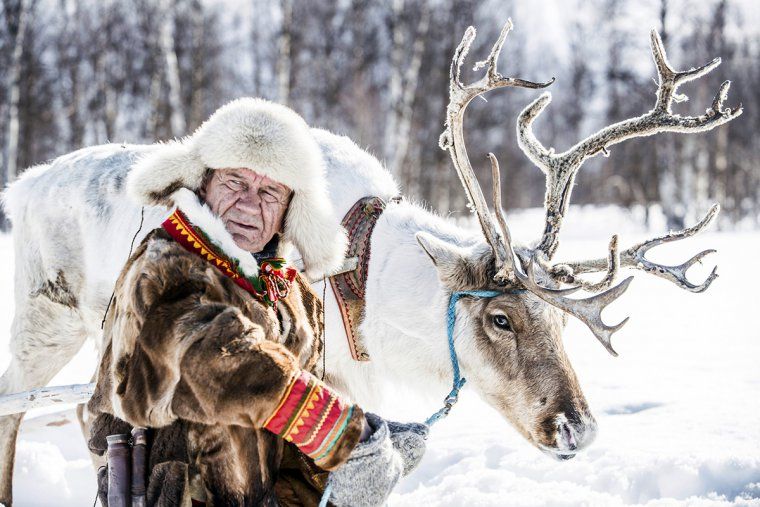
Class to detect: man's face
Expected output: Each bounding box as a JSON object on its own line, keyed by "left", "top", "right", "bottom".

{"left": 201, "top": 168, "right": 292, "bottom": 253}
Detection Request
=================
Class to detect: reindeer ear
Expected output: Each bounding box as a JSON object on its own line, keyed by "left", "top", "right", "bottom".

{"left": 415, "top": 232, "right": 471, "bottom": 289}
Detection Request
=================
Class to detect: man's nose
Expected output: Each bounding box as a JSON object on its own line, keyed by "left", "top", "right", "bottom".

{"left": 234, "top": 191, "right": 262, "bottom": 214}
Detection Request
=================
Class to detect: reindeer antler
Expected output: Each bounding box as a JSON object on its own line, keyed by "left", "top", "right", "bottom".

{"left": 440, "top": 22, "right": 739, "bottom": 356}
{"left": 439, "top": 19, "right": 553, "bottom": 283}
{"left": 561, "top": 204, "right": 720, "bottom": 293}
{"left": 516, "top": 261, "right": 634, "bottom": 356}
{"left": 510, "top": 29, "right": 740, "bottom": 353}
{"left": 518, "top": 29, "right": 742, "bottom": 262}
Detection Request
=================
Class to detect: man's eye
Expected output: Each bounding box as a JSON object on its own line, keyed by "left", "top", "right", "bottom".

{"left": 226, "top": 180, "right": 245, "bottom": 191}
{"left": 260, "top": 189, "right": 281, "bottom": 203}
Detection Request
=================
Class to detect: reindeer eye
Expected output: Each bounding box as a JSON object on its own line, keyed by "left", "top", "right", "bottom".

{"left": 493, "top": 314, "right": 512, "bottom": 331}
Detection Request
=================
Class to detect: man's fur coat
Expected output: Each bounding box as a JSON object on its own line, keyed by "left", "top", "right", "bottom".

{"left": 87, "top": 223, "right": 363, "bottom": 506}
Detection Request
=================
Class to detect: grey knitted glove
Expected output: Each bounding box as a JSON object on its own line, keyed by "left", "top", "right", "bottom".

{"left": 327, "top": 412, "right": 403, "bottom": 507}
{"left": 387, "top": 420, "right": 429, "bottom": 476}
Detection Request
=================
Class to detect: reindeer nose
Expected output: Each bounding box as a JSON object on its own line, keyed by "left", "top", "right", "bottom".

{"left": 558, "top": 421, "right": 578, "bottom": 451}
{"left": 553, "top": 412, "right": 597, "bottom": 458}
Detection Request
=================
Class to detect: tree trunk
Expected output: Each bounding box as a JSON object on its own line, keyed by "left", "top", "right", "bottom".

{"left": 385, "top": 0, "right": 430, "bottom": 178}
{"left": 59, "top": 0, "right": 84, "bottom": 148}
{"left": 708, "top": 0, "right": 728, "bottom": 229}
{"left": 190, "top": 0, "right": 205, "bottom": 129}
{"left": 95, "top": 28, "right": 114, "bottom": 141}
{"left": 148, "top": 68, "right": 164, "bottom": 139}
{"left": 654, "top": 0, "right": 684, "bottom": 229}
{"left": 4, "top": 0, "right": 33, "bottom": 185}
{"left": 712, "top": 126, "right": 728, "bottom": 228}
{"left": 160, "top": 0, "right": 186, "bottom": 136}
{"left": 384, "top": 0, "right": 405, "bottom": 172}
{"left": 276, "top": 0, "right": 292, "bottom": 105}
{"left": 251, "top": 0, "right": 264, "bottom": 97}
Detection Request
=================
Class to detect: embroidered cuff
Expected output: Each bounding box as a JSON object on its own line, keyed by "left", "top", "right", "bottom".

{"left": 263, "top": 370, "right": 362, "bottom": 469}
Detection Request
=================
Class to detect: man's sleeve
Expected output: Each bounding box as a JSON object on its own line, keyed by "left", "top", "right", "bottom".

{"left": 99, "top": 238, "right": 363, "bottom": 470}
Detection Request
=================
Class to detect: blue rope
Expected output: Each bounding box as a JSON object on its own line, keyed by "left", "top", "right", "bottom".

{"left": 319, "top": 482, "right": 333, "bottom": 507}
{"left": 425, "top": 289, "right": 505, "bottom": 426}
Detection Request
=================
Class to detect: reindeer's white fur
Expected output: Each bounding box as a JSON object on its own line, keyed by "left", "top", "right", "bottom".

{"left": 306, "top": 129, "right": 491, "bottom": 408}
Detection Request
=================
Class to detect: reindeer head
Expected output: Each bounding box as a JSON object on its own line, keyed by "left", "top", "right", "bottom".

{"left": 418, "top": 19, "right": 740, "bottom": 459}
{"left": 416, "top": 232, "right": 595, "bottom": 459}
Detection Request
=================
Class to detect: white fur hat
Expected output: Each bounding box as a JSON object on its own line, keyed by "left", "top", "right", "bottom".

{"left": 127, "top": 97, "right": 348, "bottom": 278}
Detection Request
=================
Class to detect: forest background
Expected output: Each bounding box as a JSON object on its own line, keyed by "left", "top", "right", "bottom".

{"left": 0, "top": 0, "right": 757, "bottom": 229}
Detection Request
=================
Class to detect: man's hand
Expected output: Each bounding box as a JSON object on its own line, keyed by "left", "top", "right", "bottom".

{"left": 386, "top": 419, "right": 429, "bottom": 475}
{"left": 327, "top": 413, "right": 429, "bottom": 507}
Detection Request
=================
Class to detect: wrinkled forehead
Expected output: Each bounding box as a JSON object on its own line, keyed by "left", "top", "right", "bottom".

{"left": 216, "top": 167, "right": 290, "bottom": 191}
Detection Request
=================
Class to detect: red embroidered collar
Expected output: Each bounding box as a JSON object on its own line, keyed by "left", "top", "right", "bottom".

{"left": 162, "top": 209, "right": 297, "bottom": 306}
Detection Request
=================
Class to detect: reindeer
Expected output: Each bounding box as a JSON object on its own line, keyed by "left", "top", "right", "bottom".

{"left": 0, "top": 20, "right": 740, "bottom": 505}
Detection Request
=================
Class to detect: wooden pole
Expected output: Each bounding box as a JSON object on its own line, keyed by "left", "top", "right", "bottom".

{"left": 0, "top": 383, "right": 94, "bottom": 416}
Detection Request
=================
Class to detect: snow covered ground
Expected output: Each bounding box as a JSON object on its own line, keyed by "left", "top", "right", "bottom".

{"left": 1, "top": 206, "right": 759, "bottom": 506}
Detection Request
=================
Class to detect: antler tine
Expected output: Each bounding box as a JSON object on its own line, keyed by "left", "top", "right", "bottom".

{"left": 516, "top": 259, "right": 633, "bottom": 356}
{"left": 650, "top": 30, "right": 721, "bottom": 110}
{"left": 474, "top": 20, "right": 556, "bottom": 90}
{"left": 489, "top": 153, "right": 520, "bottom": 282}
{"left": 516, "top": 92, "right": 580, "bottom": 260}
{"left": 516, "top": 93, "right": 554, "bottom": 171}
{"left": 565, "top": 205, "right": 720, "bottom": 293}
{"left": 450, "top": 26, "right": 476, "bottom": 91}
{"left": 516, "top": 30, "right": 741, "bottom": 265}
{"left": 439, "top": 19, "right": 553, "bottom": 282}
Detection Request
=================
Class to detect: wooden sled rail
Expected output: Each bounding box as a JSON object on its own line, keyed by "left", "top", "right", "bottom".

{"left": 0, "top": 383, "right": 95, "bottom": 416}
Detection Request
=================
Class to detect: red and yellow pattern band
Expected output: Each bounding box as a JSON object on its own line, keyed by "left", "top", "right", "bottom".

{"left": 162, "top": 209, "right": 297, "bottom": 306}
{"left": 264, "top": 370, "right": 356, "bottom": 468}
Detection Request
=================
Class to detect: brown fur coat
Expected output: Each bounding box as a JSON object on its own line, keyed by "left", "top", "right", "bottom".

{"left": 87, "top": 228, "right": 363, "bottom": 506}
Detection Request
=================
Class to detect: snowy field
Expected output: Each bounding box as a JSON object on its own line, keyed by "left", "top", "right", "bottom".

{"left": 1, "top": 206, "right": 759, "bottom": 506}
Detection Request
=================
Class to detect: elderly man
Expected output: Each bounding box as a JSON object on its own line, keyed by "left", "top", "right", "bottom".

{"left": 87, "top": 98, "right": 426, "bottom": 506}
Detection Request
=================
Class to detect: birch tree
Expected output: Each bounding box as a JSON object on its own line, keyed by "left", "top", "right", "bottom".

{"left": 3, "top": 0, "right": 33, "bottom": 185}
{"left": 654, "top": 0, "right": 684, "bottom": 229}
{"left": 160, "top": 0, "right": 186, "bottom": 136}
{"left": 57, "top": 0, "right": 84, "bottom": 148}
{"left": 384, "top": 0, "right": 431, "bottom": 178}
{"left": 707, "top": 0, "right": 729, "bottom": 226}
{"left": 0, "top": 0, "right": 756, "bottom": 225}
{"left": 189, "top": 0, "right": 205, "bottom": 128}
{"left": 276, "top": 0, "right": 292, "bottom": 105}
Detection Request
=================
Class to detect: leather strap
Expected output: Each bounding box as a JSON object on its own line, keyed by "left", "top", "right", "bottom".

{"left": 329, "top": 196, "right": 400, "bottom": 361}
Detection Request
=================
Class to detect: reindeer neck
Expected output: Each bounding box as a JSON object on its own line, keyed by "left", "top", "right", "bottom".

{"left": 361, "top": 201, "right": 480, "bottom": 394}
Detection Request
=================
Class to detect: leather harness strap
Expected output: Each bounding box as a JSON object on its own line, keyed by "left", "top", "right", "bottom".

{"left": 329, "top": 195, "right": 400, "bottom": 361}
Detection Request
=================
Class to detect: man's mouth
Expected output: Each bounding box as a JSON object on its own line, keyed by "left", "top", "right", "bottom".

{"left": 227, "top": 220, "right": 259, "bottom": 232}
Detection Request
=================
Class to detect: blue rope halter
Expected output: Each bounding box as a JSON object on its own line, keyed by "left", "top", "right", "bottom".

{"left": 425, "top": 288, "right": 526, "bottom": 426}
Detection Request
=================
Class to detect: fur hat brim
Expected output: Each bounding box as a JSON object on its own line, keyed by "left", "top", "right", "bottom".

{"left": 127, "top": 98, "right": 347, "bottom": 278}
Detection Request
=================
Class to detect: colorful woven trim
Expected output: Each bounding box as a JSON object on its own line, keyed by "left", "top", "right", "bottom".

{"left": 162, "top": 209, "right": 297, "bottom": 306}
{"left": 263, "top": 370, "right": 355, "bottom": 467}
